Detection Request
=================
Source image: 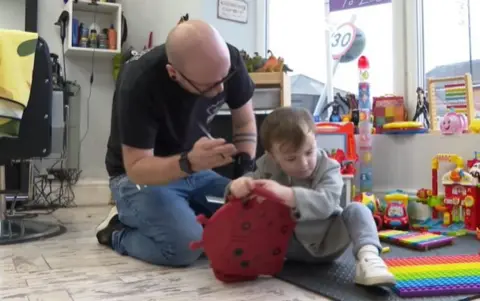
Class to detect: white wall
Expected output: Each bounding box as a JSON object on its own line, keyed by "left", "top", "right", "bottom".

{"left": 371, "top": 134, "right": 480, "bottom": 193}
{"left": 119, "top": 0, "right": 262, "bottom": 54}
{"left": 202, "top": 0, "right": 258, "bottom": 54}
{"left": 118, "top": 0, "right": 203, "bottom": 51}
{"left": 37, "top": 0, "right": 114, "bottom": 180}
{"left": 0, "top": 0, "right": 25, "bottom": 30}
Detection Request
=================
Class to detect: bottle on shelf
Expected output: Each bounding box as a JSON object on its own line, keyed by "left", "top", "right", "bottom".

{"left": 89, "top": 29, "right": 98, "bottom": 48}
{"left": 108, "top": 24, "right": 117, "bottom": 50}
{"left": 79, "top": 23, "right": 89, "bottom": 48}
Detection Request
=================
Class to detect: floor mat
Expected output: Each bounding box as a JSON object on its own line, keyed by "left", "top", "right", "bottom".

{"left": 276, "top": 235, "right": 480, "bottom": 301}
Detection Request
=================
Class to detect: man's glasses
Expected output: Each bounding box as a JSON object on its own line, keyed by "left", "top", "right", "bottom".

{"left": 174, "top": 66, "right": 237, "bottom": 96}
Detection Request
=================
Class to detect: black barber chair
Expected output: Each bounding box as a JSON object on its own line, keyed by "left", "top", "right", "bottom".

{"left": 0, "top": 37, "right": 65, "bottom": 244}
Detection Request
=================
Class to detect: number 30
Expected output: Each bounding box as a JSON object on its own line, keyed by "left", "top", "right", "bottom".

{"left": 331, "top": 32, "right": 352, "bottom": 48}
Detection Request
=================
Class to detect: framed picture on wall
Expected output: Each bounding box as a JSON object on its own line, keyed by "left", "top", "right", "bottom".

{"left": 217, "top": 0, "right": 248, "bottom": 24}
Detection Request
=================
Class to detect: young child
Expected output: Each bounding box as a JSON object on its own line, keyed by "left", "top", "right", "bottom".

{"left": 228, "top": 107, "right": 395, "bottom": 287}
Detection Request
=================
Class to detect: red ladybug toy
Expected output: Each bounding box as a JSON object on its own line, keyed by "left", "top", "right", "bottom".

{"left": 190, "top": 186, "right": 296, "bottom": 283}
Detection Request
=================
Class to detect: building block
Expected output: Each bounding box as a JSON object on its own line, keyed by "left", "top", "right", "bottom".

{"left": 378, "top": 230, "right": 454, "bottom": 250}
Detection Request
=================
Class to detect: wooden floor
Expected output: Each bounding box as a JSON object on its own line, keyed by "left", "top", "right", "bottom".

{"left": 0, "top": 205, "right": 330, "bottom": 301}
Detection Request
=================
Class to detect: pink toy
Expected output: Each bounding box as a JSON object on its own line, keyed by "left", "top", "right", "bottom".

{"left": 440, "top": 111, "right": 467, "bottom": 135}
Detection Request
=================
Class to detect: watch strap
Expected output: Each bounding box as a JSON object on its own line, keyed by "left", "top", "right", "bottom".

{"left": 179, "top": 152, "right": 194, "bottom": 174}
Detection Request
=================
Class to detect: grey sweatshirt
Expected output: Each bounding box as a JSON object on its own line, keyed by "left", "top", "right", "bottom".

{"left": 226, "top": 149, "right": 344, "bottom": 257}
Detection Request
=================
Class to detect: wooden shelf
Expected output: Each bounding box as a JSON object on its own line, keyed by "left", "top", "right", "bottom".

{"left": 249, "top": 72, "right": 291, "bottom": 107}
{"left": 64, "top": 0, "right": 122, "bottom": 58}
{"left": 73, "top": 1, "right": 120, "bottom": 13}
{"left": 64, "top": 46, "right": 120, "bottom": 57}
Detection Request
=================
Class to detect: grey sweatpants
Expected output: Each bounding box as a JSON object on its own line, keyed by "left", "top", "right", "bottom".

{"left": 286, "top": 202, "right": 381, "bottom": 263}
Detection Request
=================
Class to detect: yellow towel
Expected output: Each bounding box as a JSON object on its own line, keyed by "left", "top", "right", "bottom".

{"left": 0, "top": 29, "right": 38, "bottom": 137}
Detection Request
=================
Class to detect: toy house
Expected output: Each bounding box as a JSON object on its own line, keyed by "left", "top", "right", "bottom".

{"left": 441, "top": 168, "right": 479, "bottom": 231}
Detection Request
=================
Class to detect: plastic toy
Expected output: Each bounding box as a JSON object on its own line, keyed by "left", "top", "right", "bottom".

{"left": 382, "top": 121, "right": 428, "bottom": 135}
{"left": 320, "top": 93, "right": 352, "bottom": 123}
{"left": 385, "top": 254, "right": 480, "bottom": 297}
{"left": 372, "top": 95, "right": 406, "bottom": 133}
{"left": 190, "top": 186, "right": 296, "bottom": 283}
{"left": 467, "top": 152, "right": 480, "bottom": 181}
{"left": 379, "top": 230, "right": 454, "bottom": 251}
{"left": 469, "top": 119, "right": 480, "bottom": 133}
{"left": 440, "top": 110, "right": 468, "bottom": 135}
{"left": 326, "top": 149, "right": 356, "bottom": 175}
{"left": 427, "top": 73, "right": 475, "bottom": 131}
{"left": 414, "top": 154, "right": 480, "bottom": 236}
{"left": 315, "top": 123, "right": 358, "bottom": 175}
{"left": 412, "top": 87, "right": 430, "bottom": 129}
{"left": 353, "top": 192, "right": 382, "bottom": 230}
{"left": 383, "top": 202, "right": 409, "bottom": 229}
{"left": 384, "top": 190, "right": 409, "bottom": 208}
{"left": 357, "top": 56, "right": 373, "bottom": 193}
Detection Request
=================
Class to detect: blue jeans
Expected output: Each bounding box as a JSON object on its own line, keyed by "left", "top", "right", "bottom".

{"left": 109, "top": 170, "right": 230, "bottom": 267}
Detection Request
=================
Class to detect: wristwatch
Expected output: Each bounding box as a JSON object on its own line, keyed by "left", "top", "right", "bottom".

{"left": 179, "top": 152, "right": 194, "bottom": 174}
{"left": 233, "top": 152, "right": 255, "bottom": 179}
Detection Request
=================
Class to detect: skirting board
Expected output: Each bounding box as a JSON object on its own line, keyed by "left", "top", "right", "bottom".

{"left": 71, "top": 179, "right": 111, "bottom": 206}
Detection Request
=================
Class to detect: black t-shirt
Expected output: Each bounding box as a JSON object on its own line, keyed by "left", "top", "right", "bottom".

{"left": 105, "top": 43, "right": 255, "bottom": 177}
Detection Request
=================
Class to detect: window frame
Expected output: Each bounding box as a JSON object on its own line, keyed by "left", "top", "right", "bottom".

{"left": 261, "top": 0, "right": 419, "bottom": 116}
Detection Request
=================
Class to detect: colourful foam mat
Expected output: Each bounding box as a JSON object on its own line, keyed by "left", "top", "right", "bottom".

{"left": 385, "top": 254, "right": 480, "bottom": 298}
{"left": 276, "top": 235, "right": 479, "bottom": 301}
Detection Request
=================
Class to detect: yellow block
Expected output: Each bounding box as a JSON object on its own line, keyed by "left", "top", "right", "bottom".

{"left": 389, "top": 262, "right": 480, "bottom": 274}
{"left": 402, "top": 233, "right": 439, "bottom": 243}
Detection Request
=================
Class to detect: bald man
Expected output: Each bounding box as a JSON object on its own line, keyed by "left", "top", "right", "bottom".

{"left": 97, "top": 21, "right": 257, "bottom": 267}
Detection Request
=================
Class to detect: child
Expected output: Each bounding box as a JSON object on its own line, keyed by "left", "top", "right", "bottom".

{"left": 228, "top": 107, "right": 395, "bottom": 287}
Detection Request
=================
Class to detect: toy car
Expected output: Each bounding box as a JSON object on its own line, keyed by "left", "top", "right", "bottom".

{"left": 383, "top": 202, "right": 409, "bottom": 229}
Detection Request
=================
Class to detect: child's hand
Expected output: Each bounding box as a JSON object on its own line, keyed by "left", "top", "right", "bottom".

{"left": 229, "top": 177, "right": 255, "bottom": 198}
{"left": 254, "top": 179, "right": 296, "bottom": 208}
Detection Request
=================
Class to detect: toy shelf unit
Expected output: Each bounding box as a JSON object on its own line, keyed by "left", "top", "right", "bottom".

{"left": 249, "top": 72, "right": 291, "bottom": 108}
{"left": 64, "top": 0, "right": 122, "bottom": 57}
{"left": 427, "top": 73, "right": 475, "bottom": 131}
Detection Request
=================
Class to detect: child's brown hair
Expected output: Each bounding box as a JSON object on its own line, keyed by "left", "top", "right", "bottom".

{"left": 260, "top": 107, "right": 316, "bottom": 153}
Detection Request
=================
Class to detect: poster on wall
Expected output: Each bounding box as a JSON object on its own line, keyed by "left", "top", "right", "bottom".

{"left": 217, "top": 0, "right": 248, "bottom": 24}
{"left": 329, "top": 0, "right": 392, "bottom": 12}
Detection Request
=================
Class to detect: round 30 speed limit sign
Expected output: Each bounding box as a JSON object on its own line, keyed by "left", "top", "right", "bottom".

{"left": 331, "top": 22, "right": 357, "bottom": 60}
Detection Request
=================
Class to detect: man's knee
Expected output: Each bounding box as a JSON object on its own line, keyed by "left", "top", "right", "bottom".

{"left": 145, "top": 225, "right": 204, "bottom": 267}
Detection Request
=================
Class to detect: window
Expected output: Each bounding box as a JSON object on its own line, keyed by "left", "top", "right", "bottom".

{"left": 267, "top": 0, "right": 394, "bottom": 118}
{"left": 420, "top": 0, "right": 480, "bottom": 120}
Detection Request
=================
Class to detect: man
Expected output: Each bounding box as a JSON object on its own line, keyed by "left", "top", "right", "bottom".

{"left": 97, "top": 20, "right": 257, "bottom": 267}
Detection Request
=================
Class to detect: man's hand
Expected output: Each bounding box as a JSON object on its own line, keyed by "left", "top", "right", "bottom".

{"left": 230, "top": 176, "right": 255, "bottom": 198}
{"left": 188, "top": 137, "right": 237, "bottom": 171}
{"left": 254, "top": 179, "right": 296, "bottom": 208}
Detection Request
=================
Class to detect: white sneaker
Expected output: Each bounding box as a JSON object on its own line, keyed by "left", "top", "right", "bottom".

{"left": 355, "top": 252, "right": 396, "bottom": 287}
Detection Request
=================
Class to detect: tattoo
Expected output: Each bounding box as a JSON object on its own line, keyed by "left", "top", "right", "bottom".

{"left": 233, "top": 133, "right": 257, "bottom": 144}
{"left": 233, "top": 137, "right": 257, "bottom": 144}
{"left": 233, "top": 133, "right": 257, "bottom": 138}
